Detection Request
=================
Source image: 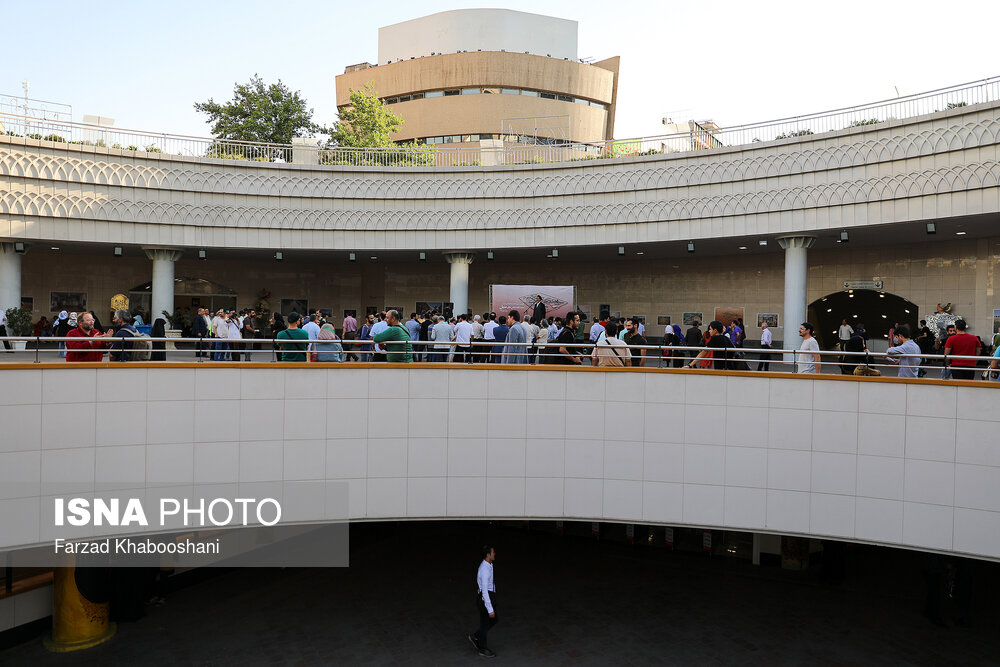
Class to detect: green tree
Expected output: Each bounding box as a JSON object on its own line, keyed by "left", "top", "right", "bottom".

{"left": 329, "top": 82, "right": 403, "bottom": 148}
{"left": 194, "top": 74, "right": 322, "bottom": 145}
{"left": 325, "top": 82, "right": 435, "bottom": 166}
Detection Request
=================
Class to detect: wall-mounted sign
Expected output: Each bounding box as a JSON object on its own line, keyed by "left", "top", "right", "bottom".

{"left": 843, "top": 280, "right": 884, "bottom": 290}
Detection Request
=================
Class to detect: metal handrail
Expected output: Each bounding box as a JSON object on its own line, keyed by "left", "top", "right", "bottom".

{"left": 2, "top": 75, "right": 998, "bottom": 167}
{"left": 3, "top": 336, "right": 996, "bottom": 374}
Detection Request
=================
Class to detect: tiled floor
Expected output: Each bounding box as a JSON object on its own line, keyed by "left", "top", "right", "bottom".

{"left": 3, "top": 521, "right": 997, "bottom": 665}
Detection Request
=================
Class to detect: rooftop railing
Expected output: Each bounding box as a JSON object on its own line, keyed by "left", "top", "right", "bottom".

{"left": 2, "top": 75, "right": 998, "bottom": 168}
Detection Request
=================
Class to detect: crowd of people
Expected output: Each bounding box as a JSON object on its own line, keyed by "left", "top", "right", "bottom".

{"left": 7, "top": 299, "right": 997, "bottom": 379}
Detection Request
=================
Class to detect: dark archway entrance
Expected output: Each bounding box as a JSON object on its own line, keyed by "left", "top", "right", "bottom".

{"left": 807, "top": 290, "right": 918, "bottom": 349}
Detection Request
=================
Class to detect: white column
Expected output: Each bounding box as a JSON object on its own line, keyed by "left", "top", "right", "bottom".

{"left": 143, "top": 248, "right": 183, "bottom": 323}
{"left": 0, "top": 242, "right": 23, "bottom": 314}
{"left": 444, "top": 252, "right": 475, "bottom": 317}
{"left": 777, "top": 236, "right": 816, "bottom": 363}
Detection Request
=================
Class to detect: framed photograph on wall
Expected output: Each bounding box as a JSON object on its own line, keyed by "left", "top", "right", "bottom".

{"left": 757, "top": 313, "right": 779, "bottom": 328}
{"left": 343, "top": 309, "right": 357, "bottom": 318}
{"left": 578, "top": 305, "right": 591, "bottom": 322}
{"left": 280, "top": 299, "right": 309, "bottom": 317}
{"left": 657, "top": 315, "right": 671, "bottom": 326}
{"left": 682, "top": 312, "right": 703, "bottom": 326}
{"left": 50, "top": 291, "right": 87, "bottom": 313}
{"left": 21, "top": 296, "right": 33, "bottom": 312}
{"left": 714, "top": 307, "right": 745, "bottom": 326}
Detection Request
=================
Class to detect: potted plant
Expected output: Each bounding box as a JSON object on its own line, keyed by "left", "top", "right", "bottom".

{"left": 4, "top": 307, "right": 33, "bottom": 351}
{"left": 161, "top": 310, "right": 184, "bottom": 350}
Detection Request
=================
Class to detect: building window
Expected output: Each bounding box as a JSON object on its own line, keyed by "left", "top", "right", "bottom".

{"left": 540, "top": 92, "right": 555, "bottom": 99}
{"left": 411, "top": 92, "right": 424, "bottom": 100}
{"left": 444, "top": 89, "right": 460, "bottom": 96}
{"left": 425, "top": 91, "right": 443, "bottom": 98}
{"left": 521, "top": 90, "right": 538, "bottom": 97}
{"left": 385, "top": 97, "right": 398, "bottom": 104}
{"left": 590, "top": 100, "right": 604, "bottom": 108}
{"left": 462, "top": 135, "right": 474, "bottom": 142}
{"left": 501, "top": 88, "right": 519, "bottom": 95}
{"left": 398, "top": 95, "right": 411, "bottom": 102}
{"left": 482, "top": 88, "right": 500, "bottom": 95}
{"left": 557, "top": 94, "right": 573, "bottom": 102}
{"left": 575, "top": 98, "right": 590, "bottom": 105}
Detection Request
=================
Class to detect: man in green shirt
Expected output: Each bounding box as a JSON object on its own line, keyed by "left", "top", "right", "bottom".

{"left": 373, "top": 310, "right": 413, "bottom": 363}
{"left": 276, "top": 312, "right": 310, "bottom": 361}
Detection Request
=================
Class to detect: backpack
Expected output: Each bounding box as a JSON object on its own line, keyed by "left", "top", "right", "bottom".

{"left": 130, "top": 332, "right": 152, "bottom": 361}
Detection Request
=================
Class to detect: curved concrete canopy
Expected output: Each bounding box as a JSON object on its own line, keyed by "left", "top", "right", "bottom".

{"left": 1, "top": 103, "right": 998, "bottom": 253}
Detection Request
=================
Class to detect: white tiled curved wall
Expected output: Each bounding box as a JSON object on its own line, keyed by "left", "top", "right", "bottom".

{"left": 1, "top": 366, "right": 998, "bottom": 561}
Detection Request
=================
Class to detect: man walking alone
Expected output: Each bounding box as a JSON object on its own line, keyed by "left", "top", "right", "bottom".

{"left": 469, "top": 545, "right": 498, "bottom": 658}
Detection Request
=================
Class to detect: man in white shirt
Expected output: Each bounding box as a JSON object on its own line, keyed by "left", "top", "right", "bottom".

{"left": 302, "top": 313, "right": 321, "bottom": 353}
{"left": 454, "top": 313, "right": 474, "bottom": 363}
{"left": 211, "top": 310, "right": 229, "bottom": 360}
{"left": 0, "top": 308, "right": 11, "bottom": 352}
{"left": 469, "top": 545, "right": 498, "bottom": 658}
{"left": 757, "top": 321, "right": 774, "bottom": 371}
{"left": 837, "top": 319, "right": 854, "bottom": 350}
{"left": 796, "top": 322, "right": 821, "bottom": 374}
{"left": 483, "top": 313, "right": 497, "bottom": 344}
{"left": 369, "top": 312, "right": 389, "bottom": 361}
{"left": 470, "top": 314, "right": 486, "bottom": 362}
{"left": 430, "top": 315, "right": 454, "bottom": 363}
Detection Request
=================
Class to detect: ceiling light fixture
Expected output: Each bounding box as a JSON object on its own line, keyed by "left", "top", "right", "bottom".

{"left": 113, "top": 246, "right": 122, "bottom": 257}
{"left": 840, "top": 230, "right": 850, "bottom": 242}
{"left": 926, "top": 222, "right": 937, "bottom": 234}
{"left": 349, "top": 252, "right": 356, "bottom": 261}
{"left": 274, "top": 251, "right": 283, "bottom": 261}
{"left": 758, "top": 240, "right": 768, "bottom": 246}
{"left": 551, "top": 248, "right": 559, "bottom": 258}
{"left": 687, "top": 241, "right": 695, "bottom": 253}
{"left": 198, "top": 249, "right": 207, "bottom": 260}
{"left": 487, "top": 251, "right": 494, "bottom": 260}
{"left": 617, "top": 246, "right": 625, "bottom": 255}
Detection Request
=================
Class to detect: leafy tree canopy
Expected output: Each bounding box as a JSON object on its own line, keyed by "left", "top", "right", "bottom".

{"left": 194, "top": 75, "right": 322, "bottom": 144}
{"left": 329, "top": 82, "right": 403, "bottom": 148}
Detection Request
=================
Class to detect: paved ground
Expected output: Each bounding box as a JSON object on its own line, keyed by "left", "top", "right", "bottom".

{"left": 3, "top": 521, "right": 997, "bottom": 666}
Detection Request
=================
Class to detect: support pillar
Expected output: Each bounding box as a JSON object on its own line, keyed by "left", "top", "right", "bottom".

{"left": 44, "top": 564, "right": 116, "bottom": 652}
{"left": 777, "top": 236, "right": 816, "bottom": 363}
{"left": 444, "top": 252, "right": 475, "bottom": 317}
{"left": 0, "top": 242, "right": 24, "bottom": 314}
{"left": 143, "top": 247, "right": 183, "bottom": 323}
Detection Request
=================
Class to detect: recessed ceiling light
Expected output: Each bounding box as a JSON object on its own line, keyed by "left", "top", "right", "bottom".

{"left": 50, "top": 246, "right": 59, "bottom": 250}
{"left": 738, "top": 246, "right": 748, "bottom": 250}
{"left": 369, "top": 255, "right": 378, "bottom": 260}
{"left": 758, "top": 240, "right": 768, "bottom": 246}
{"left": 635, "top": 251, "right": 644, "bottom": 255}
{"left": 956, "top": 231, "right": 967, "bottom": 235}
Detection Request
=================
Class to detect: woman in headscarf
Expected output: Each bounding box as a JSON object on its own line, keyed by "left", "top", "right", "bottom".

{"left": 55, "top": 310, "right": 71, "bottom": 357}
{"left": 671, "top": 323, "right": 685, "bottom": 368}
{"left": 315, "top": 322, "right": 345, "bottom": 362}
{"left": 150, "top": 318, "right": 167, "bottom": 361}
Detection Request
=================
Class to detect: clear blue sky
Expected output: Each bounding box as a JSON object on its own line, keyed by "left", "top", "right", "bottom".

{"left": 4, "top": 0, "right": 998, "bottom": 140}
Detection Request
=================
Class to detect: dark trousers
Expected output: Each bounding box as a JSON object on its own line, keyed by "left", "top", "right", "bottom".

{"left": 475, "top": 591, "right": 498, "bottom": 650}
{"left": 950, "top": 367, "right": 975, "bottom": 380}
{"left": 757, "top": 344, "right": 772, "bottom": 371}
{"left": 343, "top": 331, "right": 359, "bottom": 361}
{"left": 0, "top": 325, "right": 11, "bottom": 351}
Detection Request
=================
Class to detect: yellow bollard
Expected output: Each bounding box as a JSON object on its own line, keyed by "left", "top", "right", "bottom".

{"left": 43, "top": 564, "right": 117, "bottom": 652}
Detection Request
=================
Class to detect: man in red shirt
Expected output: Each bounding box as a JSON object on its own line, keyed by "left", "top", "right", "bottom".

{"left": 944, "top": 319, "right": 981, "bottom": 380}
{"left": 66, "top": 312, "right": 113, "bottom": 362}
